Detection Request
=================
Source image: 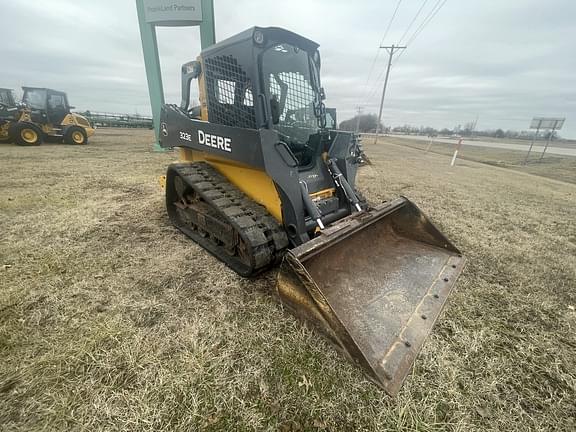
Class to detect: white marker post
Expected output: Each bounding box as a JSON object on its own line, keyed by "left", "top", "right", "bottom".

{"left": 450, "top": 138, "right": 463, "bottom": 166}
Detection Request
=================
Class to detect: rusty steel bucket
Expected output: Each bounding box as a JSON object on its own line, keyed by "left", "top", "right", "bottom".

{"left": 277, "top": 197, "right": 465, "bottom": 395}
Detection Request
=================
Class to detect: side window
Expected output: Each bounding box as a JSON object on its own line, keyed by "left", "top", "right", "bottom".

{"left": 203, "top": 54, "right": 256, "bottom": 129}
{"left": 215, "top": 80, "right": 253, "bottom": 107}
{"left": 243, "top": 88, "right": 253, "bottom": 107}
{"left": 216, "top": 80, "right": 235, "bottom": 104}
{"left": 326, "top": 111, "right": 336, "bottom": 129}
{"left": 48, "top": 94, "right": 65, "bottom": 109}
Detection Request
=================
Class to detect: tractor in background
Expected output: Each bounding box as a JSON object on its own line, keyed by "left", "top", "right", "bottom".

{"left": 0, "top": 87, "right": 94, "bottom": 146}
{"left": 0, "top": 88, "right": 19, "bottom": 143}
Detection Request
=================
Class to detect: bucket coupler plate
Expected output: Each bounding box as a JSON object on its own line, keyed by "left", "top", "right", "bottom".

{"left": 276, "top": 197, "right": 466, "bottom": 395}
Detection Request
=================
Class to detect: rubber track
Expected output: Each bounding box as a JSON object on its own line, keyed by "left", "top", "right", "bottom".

{"left": 168, "top": 162, "right": 289, "bottom": 276}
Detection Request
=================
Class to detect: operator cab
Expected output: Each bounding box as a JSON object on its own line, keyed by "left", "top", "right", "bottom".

{"left": 181, "top": 27, "right": 330, "bottom": 169}
{"left": 177, "top": 27, "right": 361, "bottom": 202}
{"left": 0, "top": 88, "right": 16, "bottom": 108}
{"left": 0, "top": 88, "right": 17, "bottom": 120}
{"left": 22, "top": 87, "right": 72, "bottom": 125}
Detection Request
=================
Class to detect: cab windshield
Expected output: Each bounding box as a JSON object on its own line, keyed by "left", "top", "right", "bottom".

{"left": 23, "top": 89, "right": 47, "bottom": 110}
{"left": 262, "top": 43, "right": 322, "bottom": 154}
{"left": 0, "top": 90, "right": 15, "bottom": 107}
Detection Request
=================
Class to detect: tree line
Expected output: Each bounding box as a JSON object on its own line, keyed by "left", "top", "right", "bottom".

{"left": 339, "top": 114, "right": 558, "bottom": 139}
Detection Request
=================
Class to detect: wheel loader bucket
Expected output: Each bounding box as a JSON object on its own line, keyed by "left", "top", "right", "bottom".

{"left": 277, "top": 197, "right": 465, "bottom": 395}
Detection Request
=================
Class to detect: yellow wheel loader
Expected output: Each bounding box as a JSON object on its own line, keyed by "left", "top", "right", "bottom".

{"left": 1, "top": 87, "right": 95, "bottom": 146}
{"left": 160, "top": 27, "right": 465, "bottom": 395}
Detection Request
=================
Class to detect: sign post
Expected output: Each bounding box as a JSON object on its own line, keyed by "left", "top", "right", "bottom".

{"left": 539, "top": 121, "right": 562, "bottom": 161}
{"left": 524, "top": 120, "right": 541, "bottom": 165}
{"left": 135, "top": 0, "right": 215, "bottom": 151}
{"left": 524, "top": 117, "right": 565, "bottom": 164}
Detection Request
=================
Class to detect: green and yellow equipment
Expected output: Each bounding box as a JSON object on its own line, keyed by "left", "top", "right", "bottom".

{"left": 159, "top": 27, "right": 465, "bottom": 395}
{"left": 0, "top": 87, "right": 94, "bottom": 146}
{"left": 0, "top": 88, "right": 18, "bottom": 143}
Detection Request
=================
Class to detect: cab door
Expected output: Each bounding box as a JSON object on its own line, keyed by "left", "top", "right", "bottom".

{"left": 47, "top": 92, "right": 69, "bottom": 125}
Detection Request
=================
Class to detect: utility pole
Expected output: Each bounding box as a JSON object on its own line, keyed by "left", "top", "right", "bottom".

{"left": 354, "top": 106, "right": 364, "bottom": 133}
{"left": 373, "top": 44, "right": 406, "bottom": 144}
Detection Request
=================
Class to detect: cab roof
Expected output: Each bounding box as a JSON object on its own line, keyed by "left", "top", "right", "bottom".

{"left": 201, "top": 26, "right": 320, "bottom": 57}
{"left": 22, "top": 87, "right": 67, "bottom": 95}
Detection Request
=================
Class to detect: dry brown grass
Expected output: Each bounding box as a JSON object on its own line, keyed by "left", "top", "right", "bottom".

{"left": 379, "top": 135, "right": 576, "bottom": 184}
{"left": 1, "top": 129, "right": 575, "bottom": 431}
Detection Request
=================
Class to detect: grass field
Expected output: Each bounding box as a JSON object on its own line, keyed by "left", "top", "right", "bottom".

{"left": 377, "top": 135, "right": 576, "bottom": 185}
{"left": 1, "top": 129, "right": 575, "bottom": 431}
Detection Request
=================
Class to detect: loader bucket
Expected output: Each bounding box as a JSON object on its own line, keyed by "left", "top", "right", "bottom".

{"left": 277, "top": 197, "right": 465, "bottom": 395}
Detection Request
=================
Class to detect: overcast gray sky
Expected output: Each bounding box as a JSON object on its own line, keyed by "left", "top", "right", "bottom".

{"left": 1, "top": 0, "right": 573, "bottom": 137}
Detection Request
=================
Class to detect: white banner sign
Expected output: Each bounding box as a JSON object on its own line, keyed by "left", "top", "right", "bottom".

{"left": 143, "top": 0, "right": 202, "bottom": 25}
{"left": 530, "top": 117, "right": 565, "bottom": 130}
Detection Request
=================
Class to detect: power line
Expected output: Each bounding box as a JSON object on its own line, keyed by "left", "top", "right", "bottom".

{"left": 359, "top": 0, "right": 404, "bottom": 103}
{"left": 398, "top": 0, "right": 429, "bottom": 45}
{"left": 363, "top": 0, "right": 449, "bottom": 106}
{"left": 394, "top": 0, "right": 448, "bottom": 65}
{"left": 407, "top": 0, "right": 447, "bottom": 46}
{"left": 364, "top": 0, "right": 438, "bottom": 102}
{"left": 380, "top": 0, "right": 404, "bottom": 46}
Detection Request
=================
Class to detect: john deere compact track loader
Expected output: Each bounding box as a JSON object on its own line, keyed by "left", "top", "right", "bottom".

{"left": 160, "top": 27, "right": 465, "bottom": 395}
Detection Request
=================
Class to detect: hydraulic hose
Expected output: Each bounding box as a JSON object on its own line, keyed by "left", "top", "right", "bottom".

{"left": 326, "top": 158, "right": 362, "bottom": 212}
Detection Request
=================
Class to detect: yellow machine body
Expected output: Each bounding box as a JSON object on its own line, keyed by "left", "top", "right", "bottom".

{"left": 179, "top": 147, "right": 283, "bottom": 222}
{"left": 15, "top": 110, "right": 95, "bottom": 139}
{"left": 176, "top": 58, "right": 287, "bottom": 222}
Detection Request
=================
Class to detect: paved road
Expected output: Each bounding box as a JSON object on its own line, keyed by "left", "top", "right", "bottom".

{"left": 375, "top": 134, "right": 576, "bottom": 157}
